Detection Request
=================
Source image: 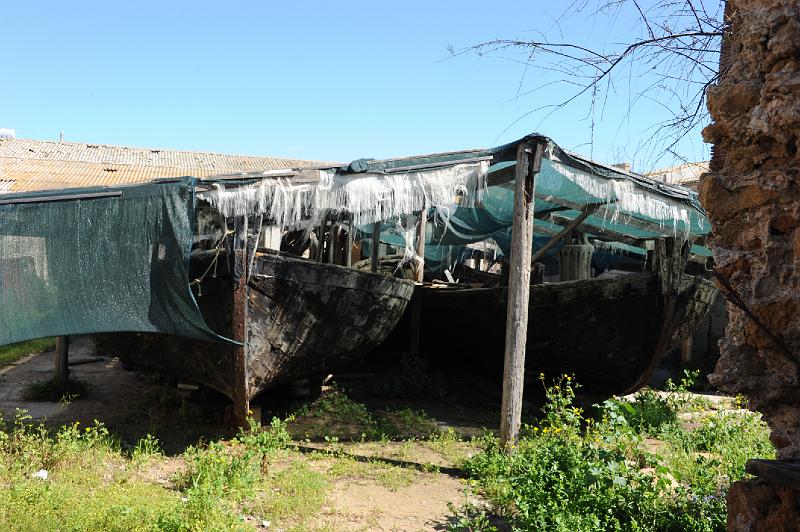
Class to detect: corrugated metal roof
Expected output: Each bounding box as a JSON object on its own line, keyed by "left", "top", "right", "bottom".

{"left": 0, "top": 138, "right": 331, "bottom": 193}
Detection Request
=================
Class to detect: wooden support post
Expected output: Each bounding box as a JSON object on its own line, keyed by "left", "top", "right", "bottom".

{"left": 346, "top": 216, "right": 354, "bottom": 267}
{"left": 413, "top": 202, "right": 427, "bottom": 283}
{"left": 370, "top": 222, "right": 381, "bottom": 273}
{"left": 624, "top": 237, "right": 691, "bottom": 393}
{"left": 316, "top": 213, "right": 329, "bottom": 263}
{"left": 54, "top": 336, "right": 69, "bottom": 384}
{"left": 409, "top": 203, "right": 428, "bottom": 356}
{"left": 500, "top": 140, "right": 543, "bottom": 450}
{"left": 247, "top": 214, "right": 263, "bottom": 280}
{"left": 532, "top": 263, "right": 545, "bottom": 285}
{"left": 681, "top": 336, "right": 694, "bottom": 366}
{"left": 328, "top": 224, "right": 336, "bottom": 264}
{"left": 232, "top": 216, "right": 250, "bottom": 429}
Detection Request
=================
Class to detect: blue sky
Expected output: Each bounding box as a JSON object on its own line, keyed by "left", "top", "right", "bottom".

{"left": 2, "top": 1, "right": 714, "bottom": 170}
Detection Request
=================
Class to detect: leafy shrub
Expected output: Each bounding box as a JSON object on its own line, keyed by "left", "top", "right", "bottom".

{"left": 461, "top": 375, "right": 773, "bottom": 532}
{"left": 237, "top": 416, "right": 291, "bottom": 455}
{"left": 614, "top": 388, "right": 678, "bottom": 433}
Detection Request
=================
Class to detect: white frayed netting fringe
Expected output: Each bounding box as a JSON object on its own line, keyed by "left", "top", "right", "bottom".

{"left": 199, "top": 161, "right": 489, "bottom": 231}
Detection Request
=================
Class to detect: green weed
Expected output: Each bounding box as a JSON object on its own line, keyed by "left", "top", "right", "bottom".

{"left": 22, "top": 377, "right": 91, "bottom": 403}
{"left": 461, "top": 375, "right": 773, "bottom": 532}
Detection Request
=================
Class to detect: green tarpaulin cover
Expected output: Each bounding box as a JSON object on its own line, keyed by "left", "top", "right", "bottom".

{"left": 0, "top": 177, "right": 224, "bottom": 346}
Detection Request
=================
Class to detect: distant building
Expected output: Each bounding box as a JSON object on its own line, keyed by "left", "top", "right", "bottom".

{"left": 0, "top": 137, "right": 330, "bottom": 194}
{"left": 0, "top": 129, "right": 15, "bottom": 139}
{"left": 644, "top": 161, "right": 709, "bottom": 189}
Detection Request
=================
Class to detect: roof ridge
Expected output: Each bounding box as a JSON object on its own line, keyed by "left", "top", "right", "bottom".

{"left": 0, "top": 137, "right": 325, "bottom": 165}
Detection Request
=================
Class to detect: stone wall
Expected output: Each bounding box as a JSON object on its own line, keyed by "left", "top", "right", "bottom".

{"left": 700, "top": 0, "right": 800, "bottom": 459}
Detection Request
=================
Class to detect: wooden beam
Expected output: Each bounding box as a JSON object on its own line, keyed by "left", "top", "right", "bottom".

{"left": 500, "top": 140, "right": 542, "bottom": 449}
{"left": 231, "top": 216, "right": 250, "bottom": 429}
{"left": 54, "top": 336, "right": 69, "bottom": 384}
{"left": 530, "top": 204, "right": 602, "bottom": 263}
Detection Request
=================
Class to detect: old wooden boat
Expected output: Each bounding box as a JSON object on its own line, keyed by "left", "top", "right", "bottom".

{"left": 95, "top": 252, "right": 415, "bottom": 401}
{"left": 411, "top": 271, "right": 717, "bottom": 395}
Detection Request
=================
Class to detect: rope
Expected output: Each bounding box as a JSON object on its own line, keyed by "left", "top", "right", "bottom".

{"left": 190, "top": 228, "right": 234, "bottom": 296}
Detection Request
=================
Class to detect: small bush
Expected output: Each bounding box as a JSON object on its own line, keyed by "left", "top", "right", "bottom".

{"left": 23, "top": 377, "right": 90, "bottom": 403}
{"left": 237, "top": 416, "right": 291, "bottom": 455}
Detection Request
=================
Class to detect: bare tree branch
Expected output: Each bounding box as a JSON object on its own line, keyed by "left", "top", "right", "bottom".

{"left": 450, "top": 0, "right": 725, "bottom": 170}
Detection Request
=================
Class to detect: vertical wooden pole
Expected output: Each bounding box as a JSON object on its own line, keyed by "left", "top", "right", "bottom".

{"left": 370, "top": 222, "right": 381, "bottom": 273}
{"left": 409, "top": 203, "right": 428, "bottom": 356}
{"left": 500, "top": 140, "right": 542, "bottom": 449}
{"left": 54, "top": 336, "right": 69, "bottom": 384}
{"left": 346, "top": 216, "right": 354, "bottom": 267}
{"left": 247, "top": 214, "right": 263, "bottom": 280}
{"left": 413, "top": 202, "right": 427, "bottom": 283}
{"left": 232, "top": 216, "right": 250, "bottom": 429}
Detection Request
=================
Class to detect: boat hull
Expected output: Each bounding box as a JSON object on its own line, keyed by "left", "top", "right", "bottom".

{"left": 94, "top": 253, "right": 414, "bottom": 400}
{"left": 414, "top": 272, "right": 717, "bottom": 395}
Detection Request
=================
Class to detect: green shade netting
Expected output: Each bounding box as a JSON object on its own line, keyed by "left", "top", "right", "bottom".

{"left": 0, "top": 177, "right": 227, "bottom": 346}
{"left": 423, "top": 157, "right": 711, "bottom": 258}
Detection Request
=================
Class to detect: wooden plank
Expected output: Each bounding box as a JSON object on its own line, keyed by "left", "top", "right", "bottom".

{"left": 54, "top": 336, "right": 69, "bottom": 384}
{"left": 231, "top": 216, "right": 250, "bottom": 429}
{"left": 746, "top": 459, "right": 800, "bottom": 490}
{"left": 500, "top": 140, "right": 542, "bottom": 449}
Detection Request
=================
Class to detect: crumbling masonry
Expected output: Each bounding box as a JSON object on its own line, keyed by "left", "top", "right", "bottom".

{"left": 700, "top": 0, "right": 800, "bottom": 527}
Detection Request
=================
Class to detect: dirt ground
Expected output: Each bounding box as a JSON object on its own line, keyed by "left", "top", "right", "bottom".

{"left": 0, "top": 338, "right": 499, "bottom": 531}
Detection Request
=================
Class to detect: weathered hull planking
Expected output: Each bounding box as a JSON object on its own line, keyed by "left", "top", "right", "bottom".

{"left": 413, "top": 272, "right": 717, "bottom": 395}
{"left": 94, "top": 253, "right": 415, "bottom": 400}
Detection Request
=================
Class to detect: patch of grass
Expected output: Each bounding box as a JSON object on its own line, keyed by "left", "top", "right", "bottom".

{"left": 290, "top": 385, "right": 446, "bottom": 442}
{"left": 0, "top": 413, "right": 185, "bottom": 531}
{"left": 290, "top": 386, "right": 383, "bottom": 441}
{"left": 427, "top": 428, "right": 475, "bottom": 466}
{"left": 460, "top": 375, "right": 773, "bottom": 531}
{"left": 381, "top": 407, "right": 439, "bottom": 439}
{"left": 327, "top": 455, "right": 417, "bottom": 491}
{"left": 0, "top": 411, "right": 300, "bottom": 531}
{"left": 247, "top": 460, "right": 329, "bottom": 529}
{"left": 22, "top": 377, "right": 91, "bottom": 403}
{"left": 0, "top": 338, "right": 55, "bottom": 367}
